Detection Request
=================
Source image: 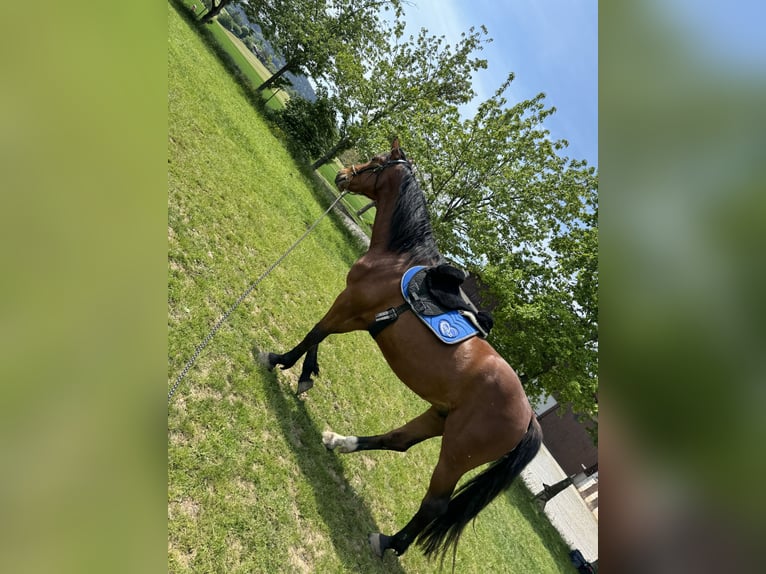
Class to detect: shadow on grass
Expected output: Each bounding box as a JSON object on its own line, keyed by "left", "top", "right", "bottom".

{"left": 505, "top": 482, "right": 575, "bottom": 567}
{"left": 252, "top": 346, "right": 407, "bottom": 573}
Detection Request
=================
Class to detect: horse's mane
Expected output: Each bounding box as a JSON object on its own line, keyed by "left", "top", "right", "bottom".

{"left": 388, "top": 169, "right": 444, "bottom": 265}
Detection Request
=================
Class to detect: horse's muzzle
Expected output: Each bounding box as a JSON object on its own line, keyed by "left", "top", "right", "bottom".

{"left": 335, "top": 170, "right": 351, "bottom": 191}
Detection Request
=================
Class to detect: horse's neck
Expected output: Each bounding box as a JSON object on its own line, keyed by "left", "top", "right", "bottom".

{"left": 368, "top": 195, "right": 396, "bottom": 254}
{"left": 367, "top": 191, "right": 442, "bottom": 268}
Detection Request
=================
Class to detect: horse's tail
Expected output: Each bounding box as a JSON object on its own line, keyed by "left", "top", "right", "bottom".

{"left": 415, "top": 416, "right": 543, "bottom": 563}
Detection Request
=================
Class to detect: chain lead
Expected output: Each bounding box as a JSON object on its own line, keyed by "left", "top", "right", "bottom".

{"left": 168, "top": 191, "right": 349, "bottom": 405}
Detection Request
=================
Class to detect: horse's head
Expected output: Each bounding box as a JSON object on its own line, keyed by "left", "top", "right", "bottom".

{"left": 335, "top": 138, "right": 411, "bottom": 201}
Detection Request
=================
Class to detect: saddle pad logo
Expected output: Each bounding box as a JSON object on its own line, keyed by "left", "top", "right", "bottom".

{"left": 439, "top": 319, "right": 458, "bottom": 338}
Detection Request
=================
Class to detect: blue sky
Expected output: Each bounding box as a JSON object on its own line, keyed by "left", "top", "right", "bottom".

{"left": 400, "top": 0, "right": 598, "bottom": 167}
{"left": 654, "top": 0, "right": 766, "bottom": 72}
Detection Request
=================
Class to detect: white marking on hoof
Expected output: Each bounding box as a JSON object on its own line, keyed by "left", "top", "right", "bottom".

{"left": 369, "top": 533, "right": 384, "bottom": 558}
{"left": 322, "top": 431, "right": 358, "bottom": 453}
{"left": 257, "top": 351, "right": 272, "bottom": 368}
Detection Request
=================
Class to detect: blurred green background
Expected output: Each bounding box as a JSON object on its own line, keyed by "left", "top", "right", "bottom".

{"left": 601, "top": 1, "right": 765, "bottom": 570}
{"left": 0, "top": 2, "right": 167, "bottom": 573}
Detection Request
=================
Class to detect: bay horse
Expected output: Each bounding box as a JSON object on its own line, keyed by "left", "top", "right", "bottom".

{"left": 266, "top": 139, "right": 542, "bottom": 562}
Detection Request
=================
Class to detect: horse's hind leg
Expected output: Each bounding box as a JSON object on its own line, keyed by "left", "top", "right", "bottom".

{"left": 323, "top": 406, "right": 446, "bottom": 453}
{"left": 371, "top": 410, "right": 536, "bottom": 559}
{"left": 370, "top": 453, "right": 461, "bottom": 557}
{"left": 324, "top": 411, "right": 452, "bottom": 555}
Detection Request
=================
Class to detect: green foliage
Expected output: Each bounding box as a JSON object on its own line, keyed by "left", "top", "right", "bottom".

{"left": 276, "top": 94, "right": 338, "bottom": 161}
{"left": 319, "top": 25, "right": 490, "bottom": 165}
{"left": 230, "top": 5, "right": 248, "bottom": 28}
{"left": 217, "top": 11, "right": 233, "bottom": 29}
{"left": 244, "top": 0, "right": 403, "bottom": 90}
{"left": 235, "top": 22, "right": 253, "bottom": 40}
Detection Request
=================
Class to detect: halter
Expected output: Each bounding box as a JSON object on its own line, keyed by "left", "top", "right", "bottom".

{"left": 350, "top": 158, "right": 410, "bottom": 177}
{"left": 347, "top": 157, "right": 411, "bottom": 198}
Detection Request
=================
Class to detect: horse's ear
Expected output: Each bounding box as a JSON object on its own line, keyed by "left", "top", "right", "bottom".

{"left": 391, "top": 137, "right": 401, "bottom": 159}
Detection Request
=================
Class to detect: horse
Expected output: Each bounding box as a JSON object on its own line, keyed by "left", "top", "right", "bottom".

{"left": 266, "top": 138, "right": 542, "bottom": 562}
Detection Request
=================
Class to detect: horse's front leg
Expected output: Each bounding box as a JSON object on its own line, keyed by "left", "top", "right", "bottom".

{"left": 296, "top": 344, "right": 319, "bottom": 394}
{"left": 266, "top": 287, "right": 368, "bottom": 394}
{"left": 267, "top": 324, "right": 324, "bottom": 371}
{"left": 266, "top": 325, "right": 326, "bottom": 394}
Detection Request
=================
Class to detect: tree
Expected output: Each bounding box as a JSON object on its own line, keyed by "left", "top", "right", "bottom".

{"left": 312, "top": 26, "right": 491, "bottom": 169}
{"left": 276, "top": 92, "right": 338, "bottom": 161}
{"left": 200, "top": 0, "right": 234, "bottom": 24}
{"left": 217, "top": 11, "right": 234, "bottom": 31}
{"left": 243, "top": 0, "right": 402, "bottom": 94}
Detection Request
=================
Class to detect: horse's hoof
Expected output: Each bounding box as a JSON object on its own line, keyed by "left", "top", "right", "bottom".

{"left": 369, "top": 533, "right": 384, "bottom": 558}
{"left": 265, "top": 352, "right": 281, "bottom": 371}
{"left": 296, "top": 377, "right": 314, "bottom": 395}
{"left": 368, "top": 533, "right": 392, "bottom": 558}
{"left": 321, "top": 431, "right": 335, "bottom": 450}
{"left": 322, "top": 431, "right": 357, "bottom": 453}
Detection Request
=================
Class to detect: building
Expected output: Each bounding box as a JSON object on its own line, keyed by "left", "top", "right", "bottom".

{"left": 536, "top": 397, "right": 598, "bottom": 516}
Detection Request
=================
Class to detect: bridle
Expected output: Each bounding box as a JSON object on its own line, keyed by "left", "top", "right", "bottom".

{"left": 346, "top": 156, "right": 411, "bottom": 197}
{"left": 350, "top": 158, "right": 410, "bottom": 177}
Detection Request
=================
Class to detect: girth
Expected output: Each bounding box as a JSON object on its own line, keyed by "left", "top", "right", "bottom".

{"left": 367, "top": 302, "right": 411, "bottom": 339}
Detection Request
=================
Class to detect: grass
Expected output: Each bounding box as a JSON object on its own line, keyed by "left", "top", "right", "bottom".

{"left": 219, "top": 24, "right": 288, "bottom": 101}
{"left": 178, "top": 0, "right": 285, "bottom": 111}
{"left": 216, "top": 26, "right": 289, "bottom": 110}
{"left": 168, "top": 2, "right": 576, "bottom": 572}
{"left": 179, "top": 0, "right": 377, "bottom": 230}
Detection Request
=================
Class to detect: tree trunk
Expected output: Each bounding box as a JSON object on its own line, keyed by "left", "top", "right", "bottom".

{"left": 257, "top": 61, "right": 292, "bottom": 93}
{"left": 264, "top": 87, "right": 281, "bottom": 104}
{"left": 311, "top": 135, "right": 351, "bottom": 170}
{"left": 200, "top": 0, "right": 231, "bottom": 24}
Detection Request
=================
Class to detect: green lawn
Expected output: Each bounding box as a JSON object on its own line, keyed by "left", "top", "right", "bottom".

{"left": 168, "top": 2, "right": 575, "bottom": 572}
{"left": 176, "top": 0, "right": 285, "bottom": 111}
{"left": 178, "top": 0, "right": 378, "bottom": 229}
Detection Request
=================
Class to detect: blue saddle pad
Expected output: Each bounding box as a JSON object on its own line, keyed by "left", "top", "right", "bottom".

{"left": 401, "top": 266, "right": 479, "bottom": 344}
